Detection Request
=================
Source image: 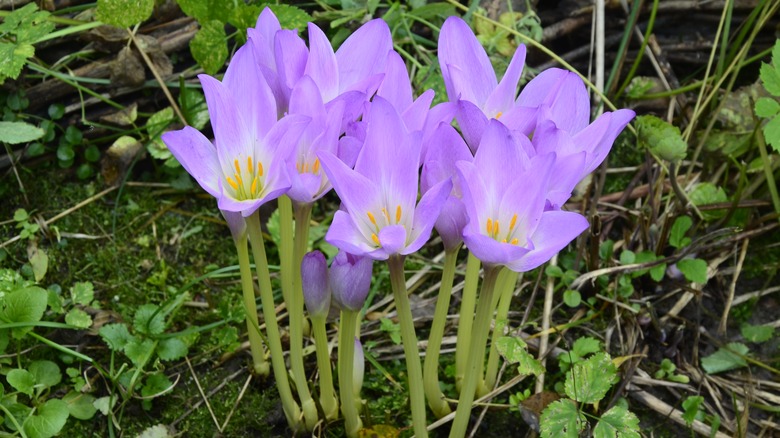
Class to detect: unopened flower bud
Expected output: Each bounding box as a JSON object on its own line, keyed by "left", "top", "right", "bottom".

{"left": 330, "top": 251, "right": 373, "bottom": 312}
{"left": 301, "top": 251, "right": 331, "bottom": 318}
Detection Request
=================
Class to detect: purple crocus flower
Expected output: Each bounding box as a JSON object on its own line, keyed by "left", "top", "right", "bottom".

{"left": 221, "top": 209, "right": 247, "bottom": 241}
{"left": 421, "top": 123, "right": 472, "bottom": 252}
{"left": 301, "top": 250, "right": 331, "bottom": 319}
{"left": 161, "top": 44, "right": 309, "bottom": 217}
{"left": 318, "top": 97, "right": 453, "bottom": 260}
{"left": 438, "top": 16, "right": 527, "bottom": 151}
{"left": 329, "top": 250, "right": 373, "bottom": 312}
{"left": 457, "top": 120, "right": 589, "bottom": 272}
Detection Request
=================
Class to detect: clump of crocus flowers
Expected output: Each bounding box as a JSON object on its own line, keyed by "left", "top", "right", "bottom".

{"left": 162, "top": 9, "right": 634, "bottom": 437}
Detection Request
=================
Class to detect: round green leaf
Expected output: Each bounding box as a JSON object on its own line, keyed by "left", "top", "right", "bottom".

{"left": 47, "top": 104, "right": 65, "bottom": 120}
{"left": 23, "top": 398, "right": 69, "bottom": 438}
{"left": 96, "top": 0, "right": 154, "bottom": 28}
{"left": 0, "top": 121, "right": 44, "bottom": 144}
{"left": 62, "top": 391, "right": 97, "bottom": 420}
{"left": 7, "top": 369, "right": 35, "bottom": 395}
{"left": 563, "top": 290, "right": 581, "bottom": 308}
{"left": 29, "top": 360, "right": 61, "bottom": 389}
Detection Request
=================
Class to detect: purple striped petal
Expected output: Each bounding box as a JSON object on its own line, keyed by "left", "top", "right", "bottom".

{"left": 162, "top": 127, "right": 220, "bottom": 198}
{"left": 439, "top": 16, "right": 496, "bottom": 105}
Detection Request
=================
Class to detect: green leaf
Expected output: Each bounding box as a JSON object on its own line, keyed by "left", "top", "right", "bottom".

{"left": 565, "top": 352, "right": 617, "bottom": 404}
{"left": 762, "top": 113, "right": 780, "bottom": 153}
{"left": 539, "top": 399, "right": 586, "bottom": 438}
{"left": 65, "top": 308, "right": 92, "bottom": 329}
{"left": 190, "top": 21, "right": 228, "bottom": 76}
{"left": 29, "top": 248, "right": 48, "bottom": 282}
{"left": 676, "top": 258, "right": 708, "bottom": 284}
{"left": 93, "top": 396, "right": 116, "bottom": 416}
{"left": 701, "top": 342, "right": 749, "bottom": 374}
{"left": 157, "top": 337, "right": 188, "bottom": 361}
{"left": 593, "top": 405, "right": 640, "bottom": 438}
{"left": 141, "top": 372, "right": 172, "bottom": 398}
{"left": 133, "top": 304, "right": 166, "bottom": 335}
{"left": 137, "top": 424, "right": 172, "bottom": 438}
{"left": 99, "top": 323, "right": 134, "bottom": 351}
{"left": 178, "top": 87, "right": 209, "bottom": 130}
{"left": 177, "top": 0, "right": 236, "bottom": 22}
{"left": 563, "top": 290, "right": 581, "bottom": 307}
{"left": 572, "top": 337, "right": 601, "bottom": 357}
{"left": 379, "top": 318, "right": 401, "bottom": 345}
{"left": 14, "top": 209, "right": 29, "bottom": 222}
{"left": 1, "top": 286, "right": 48, "bottom": 339}
{"left": 265, "top": 4, "right": 313, "bottom": 30}
{"left": 29, "top": 360, "right": 61, "bottom": 390}
{"left": 636, "top": 115, "right": 687, "bottom": 162}
{"left": 124, "top": 338, "right": 156, "bottom": 367}
{"left": 70, "top": 281, "right": 94, "bottom": 306}
{"left": 495, "top": 337, "right": 544, "bottom": 376}
{"left": 755, "top": 97, "right": 780, "bottom": 118}
{"left": 0, "top": 121, "right": 45, "bottom": 144}
{"left": 649, "top": 263, "right": 666, "bottom": 282}
{"left": 96, "top": 0, "right": 154, "bottom": 28}
{"left": 740, "top": 323, "right": 774, "bottom": 343}
{"left": 62, "top": 391, "right": 97, "bottom": 420}
{"left": 688, "top": 183, "right": 728, "bottom": 221}
{"left": 760, "top": 60, "right": 780, "bottom": 96}
{"left": 669, "top": 216, "right": 692, "bottom": 248}
{"left": 619, "top": 250, "right": 635, "bottom": 265}
{"left": 7, "top": 368, "right": 35, "bottom": 395}
{"left": 682, "top": 395, "right": 704, "bottom": 425}
{"left": 23, "top": 398, "right": 69, "bottom": 438}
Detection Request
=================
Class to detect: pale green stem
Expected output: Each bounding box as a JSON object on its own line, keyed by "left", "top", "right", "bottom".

{"left": 449, "top": 265, "right": 501, "bottom": 438}
{"left": 234, "top": 234, "right": 270, "bottom": 377}
{"left": 278, "top": 195, "right": 294, "bottom": 310}
{"left": 455, "top": 253, "right": 481, "bottom": 392}
{"left": 288, "top": 202, "right": 318, "bottom": 429}
{"left": 480, "top": 270, "right": 520, "bottom": 396}
{"left": 311, "top": 315, "right": 338, "bottom": 420}
{"left": 756, "top": 128, "right": 780, "bottom": 219}
{"left": 423, "top": 247, "right": 459, "bottom": 418}
{"left": 338, "top": 310, "right": 362, "bottom": 437}
{"left": 245, "top": 212, "right": 302, "bottom": 430}
{"left": 388, "top": 255, "right": 428, "bottom": 438}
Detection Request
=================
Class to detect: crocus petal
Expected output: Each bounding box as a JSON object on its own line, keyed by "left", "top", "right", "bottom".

{"left": 439, "top": 16, "right": 496, "bottom": 105}
{"left": 325, "top": 210, "right": 379, "bottom": 258}
{"left": 162, "top": 127, "right": 221, "bottom": 198}
{"left": 289, "top": 75, "right": 325, "bottom": 119}
{"left": 377, "top": 50, "right": 413, "bottom": 111}
{"left": 403, "top": 178, "right": 452, "bottom": 255}
{"left": 463, "top": 231, "right": 530, "bottom": 266}
{"left": 497, "top": 153, "right": 554, "bottom": 239}
{"left": 261, "top": 114, "right": 310, "bottom": 161}
{"left": 337, "top": 135, "right": 363, "bottom": 168}
{"left": 576, "top": 109, "right": 635, "bottom": 174}
{"left": 274, "top": 30, "right": 308, "bottom": 110}
{"left": 198, "top": 74, "right": 251, "bottom": 175}
{"left": 336, "top": 18, "right": 392, "bottom": 93}
{"left": 318, "top": 152, "right": 381, "bottom": 233}
{"left": 518, "top": 69, "right": 590, "bottom": 134}
{"left": 457, "top": 99, "right": 489, "bottom": 153}
{"left": 498, "top": 105, "right": 538, "bottom": 137}
{"left": 301, "top": 250, "right": 331, "bottom": 318}
{"left": 222, "top": 44, "right": 276, "bottom": 139}
{"left": 305, "top": 23, "right": 339, "bottom": 102}
{"left": 378, "top": 225, "right": 407, "bottom": 255}
{"left": 254, "top": 7, "right": 281, "bottom": 44}
{"left": 421, "top": 123, "right": 471, "bottom": 192}
{"left": 483, "top": 44, "right": 526, "bottom": 116}
{"left": 402, "top": 89, "right": 434, "bottom": 133}
{"left": 546, "top": 152, "right": 587, "bottom": 207}
{"left": 330, "top": 251, "right": 374, "bottom": 311}
{"left": 507, "top": 211, "right": 588, "bottom": 272}
{"left": 473, "top": 119, "right": 531, "bottom": 196}
{"left": 216, "top": 186, "right": 264, "bottom": 217}
{"left": 434, "top": 196, "right": 468, "bottom": 252}
{"left": 221, "top": 209, "right": 247, "bottom": 241}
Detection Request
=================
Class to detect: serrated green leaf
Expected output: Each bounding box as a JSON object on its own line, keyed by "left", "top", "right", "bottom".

{"left": 0, "top": 4, "right": 55, "bottom": 43}
{"left": 23, "top": 398, "right": 69, "bottom": 438}
{"left": 495, "top": 337, "right": 545, "bottom": 376}
{"left": 649, "top": 263, "right": 666, "bottom": 282}
{"left": 540, "top": 399, "right": 586, "bottom": 438}
{"left": 669, "top": 216, "right": 692, "bottom": 248}
{"left": 740, "top": 323, "right": 774, "bottom": 343}
{"left": 65, "top": 308, "right": 92, "bottom": 328}
{"left": 141, "top": 372, "right": 172, "bottom": 398}
{"left": 762, "top": 114, "right": 780, "bottom": 153}
{"left": 96, "top": 0, "right": 154, "bottom": 28}
{"left": 62, "top": 391, "right": 97, "bottom": 420}
{"left": 0, "top": 121, "right": 45, "bottom": 144}
{"left": 760, "top": 60, "right": 780, "bottom": 96}
{"left": 682, "top": 395, "right": 704, "bottom": 425}
{"left": 13, "top": 209, "right": 29, "bottom": 222}
{"left": 177, "top": 0, "right": 236, "bottom": 22}
{"left": 190, "top": 21, "right": 228, "bottom": 76}
{"left": 7, "top": 368, "right": 35, "bottom": 395}
{"left": 565, "top": 352, "right": 617, "bottom": 404}
{"left": 1, "top": 286, "right": 48, "bottom": 339}
{"left": 677, "top": 258, "right": 708, "bottom": 284}
{"left": 701, "top": 342, "right": 749, "bottom": 374}
{"left": 99, "top": 323, "right": 134, "bottom": 351}
{"left": 755, "top": 97, "right": 780, "bottom": 118}
{"left": 572, "top": 337, "right": 601, "bottom": 357}
{"left": 124, "top": 338, "right": 156, "bottom": 367}
{"left": 157, "top": 337, "right": 188, "bottom": 361}
{"left": 688, "top": 183, "right": 728, "bottom": 221}
{"left": 133, "top": 304, "right": 166, "bottom": 335}
{"left": 70, "top": 281, "right": 94, "bottom": 305}
{"left": 265, "top": 4, "right": 313, "bottom": 31}
{"left": 636, "top": 115, "right": 687, "bottom": 162}
{"left": 29, "top": 360, "right": 61, "bottom": 390}
{"left": 593, "top": 405, "right": 640, "bottom": 438}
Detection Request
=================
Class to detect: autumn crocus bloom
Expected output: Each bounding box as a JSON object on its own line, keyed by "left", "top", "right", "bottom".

{"left": 438, "top": 16, "right": 527, "bottom": 151}
{"left": 162, "top": 44, "right": 308, "bottom": 217}
{"left": 318, "top": 97, "right": 453, "bottom": 260}
{"left": 457, "top": 120, "right": 589, "bottom": 272}
{"left": 329, "top": 250, "right": 373, "bottom": 312}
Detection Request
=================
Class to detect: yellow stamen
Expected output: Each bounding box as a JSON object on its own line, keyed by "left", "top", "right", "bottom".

{"left": 496, "top": 111, "right": 503, "bottom": 119}
{"left": 303, "top": 163, "right": 308, "bottom": 173}
{"left": 235, "top": 173, "right": 243, "bottom": 187}
{"left": 509, "top": 214, "right": 518, "bottom": 231}
{"left": 234, "top": 159, "right": 241, "bottom": 175}
{"left": 382, "top": 208, "right": 391, "bottom": 223}
{"left": 226, "top": 176, "right": 239, "bottom": 191}
{"left": 250, "top": 176, "right": 258, "bottom": 195}
{"left": 510, "top": 238, "right": 519, "bottom": 245}
{"left": 247, "top": 156, "right": 253, "bottom": 174}
{"left": 258, "top": 162, "right": 264, "bottom": 177}
{"left": 395, "top": 205, "right": 402, "bottom": 223}
{"left": 486, "top": 218, "right": 493, "bottom": 236}
{"left": 371, "top": 233, "right": 381, "bottom": 246}
{"left": 501, "top": 238, "right": 507, "bottom": 243}
{"left": 313, "top": 158, "right": 320, "bottom": 173}
{"left": 494, "top": 221, "right": 500, "bottom": 237}
{"left": 367, "top": 212, "right": 377, "bottom": 225}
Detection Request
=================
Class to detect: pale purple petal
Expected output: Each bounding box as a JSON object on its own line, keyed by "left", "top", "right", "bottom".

{"left": 329, "top": 250, "right": 373, "bottom": 311}
{"left": 403, "top": 178, "right": 452, "bottom": 255}
{"left": 463, "top": 231, "right": 530, "bottom": 266}
{"left": 301, "top": 250, "right": 331, "bottom": 318}
{"left": 546, "top": 152, "right": 586, "bottom": 207}
{"left": 325, "top": 210, "right": 377, "bottom": 257}
{"left": 198, "top": 74, "right": 251, "bottom": 173}
{"left": 576, "top": 109, "right": 635, "bottom": 174}
{"left": 378, "top": 225, "right": 407, "bottom": 256}
{"left": 377, "top": 50, "right": 412, "bottom": 111}
{"left": 274, "top": 30, "right": 308, "bottom": 112}
{"left": 305, "top": 23, "right": 339, "bottom": 102}
{"left": 456, "top": 99, "right": 489, "bottom": 153}
{"left": 421, "top": 123, "right": 472, "bottom": 192}
{"left": 507, "top": 211, "right": 588, "bottom": 272}
{"left": 261, "top": 114, "right": 310, "bottom": 161}
{"left": 221, "top": 209, "right": 246, "bottom": 241}
{"left": 473, "top": 119, "right": 530, "bottom": 196}
{"left": 498, "top": 153, "right": 554, "bottom": 239}
{"left": 318, "top": 152, "right": 381, "bottom": 230}
{"left": 162, "top": 127, "right": 221, "bottom": 198}
{"left": 434, "top": 196, "right": 468, "bottom": 252}
{"left": 456, "top": 160, "right": 491, "bottom": 237}
{"left": 438, "top": 16, "right": 496, "bottom": 105}
{"left": 498, "top": 105, "right": 537, "bottom": 136}
{"left": 518, "top": 69, "right": 590, "bottom": 134}
{"left": 402, "top": 89, "right": 434, "bottom": 133}
{"left": 216, "top": 187, "right": 264, "bottom": 217}
{"left": 254, "top": 7, "right": 281, "bottom": 43}
{"left": 483, "top": 44, "right": 526, "bottom": 116}
{"left": 289, "top": 75, "right": 325, "bottom": 119}
{"left": 336, "top": 18, "right": 392, "bottom": 93}
{"left": 337, "top": 135, "right": 363, "bottom": 168}
{"left": 222, "top": 44, "right": 276, "bottom": 138}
